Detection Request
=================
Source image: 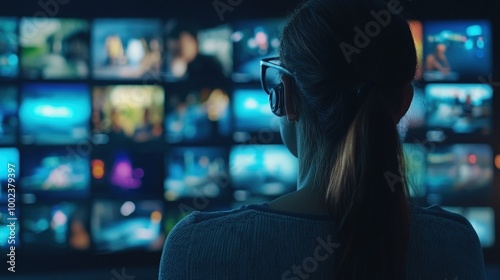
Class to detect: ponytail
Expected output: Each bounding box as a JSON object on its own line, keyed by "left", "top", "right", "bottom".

{"left": 327, "top": 85, "right": 410, "bottom": 279}
{"left": 278, "top": 1, "right": 417, "bottom": 278}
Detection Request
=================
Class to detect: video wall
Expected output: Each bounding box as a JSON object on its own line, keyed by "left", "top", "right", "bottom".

{"left": 0, "top": 16, "right": 496, "bottom": 263}
{"left": 401, "top": 20, "right": 495, "bottom": 250}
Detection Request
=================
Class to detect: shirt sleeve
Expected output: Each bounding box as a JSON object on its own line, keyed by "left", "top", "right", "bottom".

{"left": 435, "top": 206, "right": 487, "bottom": 280}
{"left": 410, "top": 205, "right": 487, "bottom": 280}
{"left": 158, "top": 212, "right": 198, "bottom": 280}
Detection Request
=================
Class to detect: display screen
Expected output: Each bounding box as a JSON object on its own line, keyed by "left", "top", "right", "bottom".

{"left": 91, "top": 199, "right": 164, "bottom": 253}
{"left": 164, "top": 147, "right": 228, "bottom": 201}
{"left": 91, "top": 151, "right": 163, "bottom": 197}
{"left": 0, "top": 86, "right": 18, "bottom": 145}
{"left": 0, "top": 17, "right": 19, "bottom": 78}
{"left": 232, "top": 88, "right": 280, "bottom": 133}
{"left": 425, "top": 84, "right": 492, "bottom": 135}
{"left": 426, "top": 144, "right": 493, "bottom": 204}
{"left": 409, "top": 21, "right": 423, "bottom": 80}
{"left": 165, "top": 87, "right": 230, "bottom": 143}
{"left": 21, "top": 147, "right": 90, "bottom": 199}
{"left": 164, "top": 20, "right": 231, "bottom": 81}
{"left": 423, "top": 21, "right": 492, "bottom": 81}
{"left": 232, "top": 19, "right": 286, "bottom": 82}
{"left": 230, "top": 145, "right": 298, "bottom": 199}
{"left": 92, "top": 85, "right": 164, "bottom": 144}
{"left": 92, "top": 19, "right": 163, "bottom": 79}
{"left": 20, "top": 83, "right": 91, "bottom": 145}
{"left": 22, "top": 202, "right": 89, "bottom": 251}
{"left": 20, "top": 18, "right": 89, "bottom": 79}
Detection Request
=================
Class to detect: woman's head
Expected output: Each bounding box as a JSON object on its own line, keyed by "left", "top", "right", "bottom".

{"left": 275, "top": 0, "right": 417, "bottom": 278}
{"left": 278, "top": 0, "right": 416, "bottom": 151}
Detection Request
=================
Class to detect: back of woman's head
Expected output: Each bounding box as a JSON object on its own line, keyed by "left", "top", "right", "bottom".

{"left": 280, "top": 0, "right": 417, "bottom": 279}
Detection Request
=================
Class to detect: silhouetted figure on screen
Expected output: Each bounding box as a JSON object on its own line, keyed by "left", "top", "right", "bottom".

{"left": 462, "top": 94, "right": 474, "bottom": 119}
{"left": 165, "top": 22, "right": 225, "bottom": 81}
{"left": 426, "top": 43, "right": 451, "bottom": 74}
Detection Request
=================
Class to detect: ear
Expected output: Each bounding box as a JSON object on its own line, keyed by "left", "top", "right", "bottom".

{"left": 281, "top": 75, "right": 297, "bottom": 122}
{"left": 394, "top": 84, "right": 414, "bottom": 123}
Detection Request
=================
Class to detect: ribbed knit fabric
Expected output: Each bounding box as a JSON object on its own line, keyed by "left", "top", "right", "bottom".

{"left": 159, "top": 203, "right": 486, "bottom": 280}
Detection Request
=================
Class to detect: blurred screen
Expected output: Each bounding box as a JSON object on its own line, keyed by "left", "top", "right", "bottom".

{"left": 20, "top": 83, "right": 90, "bottom": 145}
{"left": 426, "top": 144, "right": 493, "bottom": 204}
{"left": 21, "top": 147, "right": 90, "bottom": 199}
{"left": 92, "top": 85, "right": 164, "bottom": 144}
{"left": 92, "top": 19, "right": 163, "bottom": 79}
{"left": 424, "top": 21, "right": 492, "bottom": 81}
{"left": 20, "top": 18, "right": 89, "bottom": 79}
{"left": 22, "top": 202, "right": 89, "bottom": 251}
{"left": 165, "top": 87, "right": 230, "bottom": 143}
{"left": 0, "top": 86, "right": 18, "bottom": 144}
{"left": 0, "top": 205, "right": 20, "bottom": 248}
{"left": 0, "top": 17, "right": 18, "bottom": 78}
{"left": 398, "top": 86, "right": 426, "bottom": 141}
{"left": 232, "top": 88, "right": 280, "bottom": 133}
{"left": 409, "top": 21, "right": 423, "bottom": 80}
{"left": 0, "top": 148, "right": 19, "bottom": 200}
{"left": 163, "top": 208, "right": 189, "bottom": 235}
{"left": 403, "top": 144, "right": 426, "bottom": 197}
{"left": 91, "top": 151, "right": 162, "bottom": 197}
{"left": 232, "top": 19, "right": 286, "bottom": 82}
{"left": 164, "top": 147, "right": 228, "bottom": 201}
{"left": 164, "top": 20, "right": 231, "bottom": 81}
{"left": 425, "top": 84, "right": 492, "bottom": 135}
{"left": 442, "top": 207, "right": 495, "bottom": 248}
{"left": 1, "top": 11, "right": 498, "bottom": 269}
{"left": 230, "top": 145, "right": 297, "bottom": 199}
{"left": 91, "top": 199, "right": 164, "bottom": 253}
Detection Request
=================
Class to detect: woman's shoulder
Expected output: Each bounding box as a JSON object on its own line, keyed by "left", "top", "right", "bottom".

{"left": 170, "top": 204, "right": 478, "bottom": 230}
{"left": 410, "top": 204, "right": 480, "bottom": 241}
{"left": 165, "top": 203, "right": 480, "bottom": 246}
{"left": 407, "top": 205, "right": 486, "bottom": 279}
{"left": 409, "top": 205, "right": 483, "bottom": 257}
{"left": 411, "top": 204, "right": 475, "bottom": 228}
{"left": 165, "top": 205, "right": 262, "bottom": 237}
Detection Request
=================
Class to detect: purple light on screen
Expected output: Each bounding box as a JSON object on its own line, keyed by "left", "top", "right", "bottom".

{"left": 133, "top": 168, "right": 144, "bottom": 178}
{"left": 110, "top": 153, "right": 142, "bottom": 189}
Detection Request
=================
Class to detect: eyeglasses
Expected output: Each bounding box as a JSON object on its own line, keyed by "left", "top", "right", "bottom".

{"left": 260, "top": 57, "right": 292, "bottom": 95}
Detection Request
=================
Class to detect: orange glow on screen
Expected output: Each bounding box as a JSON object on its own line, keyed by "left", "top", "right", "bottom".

{"left": 409, "top": 21, "right": 423, "bottom": 80}
{"left": 91, "top": 159, "right": 105, "bottom": 179}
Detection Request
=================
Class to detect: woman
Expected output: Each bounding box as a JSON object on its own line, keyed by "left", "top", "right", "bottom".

{"left": 160, "top": 0, "right": 485, "bottom": 279}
